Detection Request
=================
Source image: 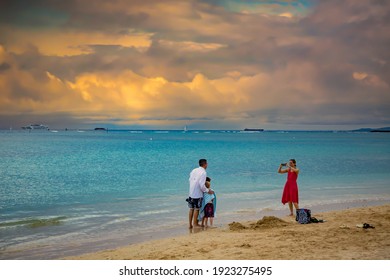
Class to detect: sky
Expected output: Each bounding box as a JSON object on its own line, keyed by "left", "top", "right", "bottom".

{"left": 0, "top": 0, "right": 389, "bottom": 130}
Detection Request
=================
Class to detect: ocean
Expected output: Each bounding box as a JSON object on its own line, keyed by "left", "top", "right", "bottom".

{"left": 1, "top": 129, "right": 389, "bottom": 259}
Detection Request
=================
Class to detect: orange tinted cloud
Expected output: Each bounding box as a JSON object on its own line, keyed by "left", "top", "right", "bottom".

{"left": 0, "top": 0, "right": 389, "bottom": 129}
{"left": 353, "top": 72, "right": 388, "bottom": 88}
{"left": 1, "top": 27, "right": 152, "bottom": 56}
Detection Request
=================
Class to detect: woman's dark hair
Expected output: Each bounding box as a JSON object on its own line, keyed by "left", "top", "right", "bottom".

{"left": 206, "top": 177, "right": 211, "bottom": 182}
{"left": 290, "top": 159, "right": 296, "bottom": 164}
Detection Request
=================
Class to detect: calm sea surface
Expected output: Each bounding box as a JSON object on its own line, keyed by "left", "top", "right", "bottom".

{"left": 1, "top": 130, "right": 389, "bottom": 259}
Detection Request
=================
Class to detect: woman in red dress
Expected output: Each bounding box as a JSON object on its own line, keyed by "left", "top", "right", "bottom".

{"left": 278, "top": 159, "right": 300, "bottom": 216}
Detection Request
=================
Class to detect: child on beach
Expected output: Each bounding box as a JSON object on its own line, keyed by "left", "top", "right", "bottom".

{"left": 198, "top": 177, "right": 217, "bottom": 227}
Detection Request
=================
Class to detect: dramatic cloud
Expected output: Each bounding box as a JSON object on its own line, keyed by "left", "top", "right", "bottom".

{"left": 0, "top": 0, "right": 389, "bottom": 129}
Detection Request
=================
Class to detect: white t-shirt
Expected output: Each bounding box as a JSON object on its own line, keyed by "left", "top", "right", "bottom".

{"left": 188, "top": 167, "right": 209, "bottom": 199}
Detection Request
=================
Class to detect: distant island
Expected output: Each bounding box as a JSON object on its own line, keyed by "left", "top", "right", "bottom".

{"left": 352, "top": 127, "right": 390, "bottom": 133}
{"left": 243, "top": 128, "right": 264, "bottom": 132}
{"left": 94, "top": 127, "right": 107, "bottom": 131}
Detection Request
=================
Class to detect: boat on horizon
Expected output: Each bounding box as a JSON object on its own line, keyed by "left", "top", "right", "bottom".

{"left": 22, "top": 124, "right": 49, "bottom": 130}
{"left": 243, "top": 128, "right": 264, "bottom": 132}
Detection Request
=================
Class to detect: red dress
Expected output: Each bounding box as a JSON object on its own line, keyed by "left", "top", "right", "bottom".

{"left": 281, "top": 169, "right": 299, "bottom": 204}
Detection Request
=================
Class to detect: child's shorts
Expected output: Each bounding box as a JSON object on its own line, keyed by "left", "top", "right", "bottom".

{"left": 204, "top": 203, "right": 214, "bottom": 218}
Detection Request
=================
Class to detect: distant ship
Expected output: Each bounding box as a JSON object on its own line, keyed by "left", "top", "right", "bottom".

{"left": 22, "top": 124, "right": 49, "bottom": 130}
{"left": 243, "top": 128, "right": 264, "bottom": 132}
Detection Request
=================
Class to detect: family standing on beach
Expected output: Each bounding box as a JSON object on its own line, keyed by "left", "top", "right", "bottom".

{"left": 187, "top": 158, "right": 300, "bottom": 228}
{"left": 187, "top": 159, "right": 215, "bottom": 229}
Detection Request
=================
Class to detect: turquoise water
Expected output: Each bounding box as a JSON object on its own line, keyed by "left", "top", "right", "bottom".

{"left": 1, "top": 130, "right": 390, "bottom": 259}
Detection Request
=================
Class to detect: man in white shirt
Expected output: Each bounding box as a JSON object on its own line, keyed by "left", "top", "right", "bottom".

{"left": 187, "top": 159, "right": 214, "bottom": 228}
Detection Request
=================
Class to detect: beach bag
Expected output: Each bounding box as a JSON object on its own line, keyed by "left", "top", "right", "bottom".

{"left": 296, "top": 208, "right": 311, "bottom": 224}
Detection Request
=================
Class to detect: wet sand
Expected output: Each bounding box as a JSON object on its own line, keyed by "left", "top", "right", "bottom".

{"left": 66, "top": 204, "right": 390, "bottom": 260}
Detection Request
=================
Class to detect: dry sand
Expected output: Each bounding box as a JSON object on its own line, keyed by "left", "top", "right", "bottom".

{"left": 66, "top": 204, "right": 390, "bottom": 260}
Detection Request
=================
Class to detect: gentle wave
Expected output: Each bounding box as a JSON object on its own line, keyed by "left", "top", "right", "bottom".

{"left": 0, "top": 216, "right": 67, "bottom": 229}
{"left": 138, "top": 209, "right": 173, "bottom": 216}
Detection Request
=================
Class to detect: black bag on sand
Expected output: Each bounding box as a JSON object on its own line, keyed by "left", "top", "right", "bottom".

{"left": 296, "top": 208, "right": 311, "bottom": 224}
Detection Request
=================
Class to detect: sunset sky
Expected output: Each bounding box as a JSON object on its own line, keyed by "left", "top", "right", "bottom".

{"left": 0, "top": 0, "right": 389, "bottom": 130}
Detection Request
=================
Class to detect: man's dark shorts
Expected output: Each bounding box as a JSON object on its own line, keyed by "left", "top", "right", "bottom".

{"left": 186, "top": 197, "right": 203, "bottom": 209}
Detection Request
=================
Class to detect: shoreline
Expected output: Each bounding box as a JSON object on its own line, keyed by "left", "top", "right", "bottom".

{"left": 65, "top": 200, "right": 390, "bottom": 260}
{"left": 2, "top": 198, "right": 389, "bottom": 260}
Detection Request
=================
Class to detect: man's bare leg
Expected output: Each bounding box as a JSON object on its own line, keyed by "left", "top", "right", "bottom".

{"left": 189, "top": 208, "right": 194, "bottom": 229}
{"left": 193, "top": 209, "right": 201, "bottom": 227}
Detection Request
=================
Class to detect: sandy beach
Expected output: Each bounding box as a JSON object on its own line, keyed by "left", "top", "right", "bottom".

{"left": 66, "top": 204, "right": 390, "bottom": 260}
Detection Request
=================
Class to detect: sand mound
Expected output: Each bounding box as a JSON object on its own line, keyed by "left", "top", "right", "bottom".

{"left": 229, "top": 216, "right": 288, "bottom": 231}
{"left": 228, "top": 221, "right": 247, "bottom": 231}
{"left": 250, "top": 216, "right": 288, "bottom": 229}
